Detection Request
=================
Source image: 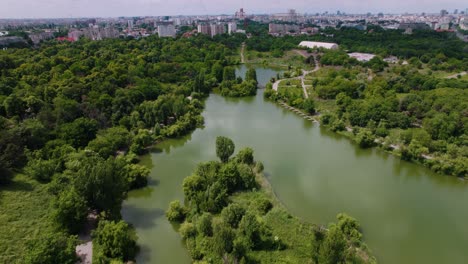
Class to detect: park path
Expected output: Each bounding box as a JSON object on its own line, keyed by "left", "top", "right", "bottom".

{"left": 240, "top": 42, "right": 245, "bottom": 63}
{"left": 273, "top": 54, "right": 320, "bottom": 99}
{"left": 445, "top": 71, "right": 467, "bottom": 79}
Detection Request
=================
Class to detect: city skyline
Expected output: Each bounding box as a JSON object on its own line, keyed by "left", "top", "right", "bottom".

{"left": 1, "top": 0, "right": 467, "bottom": 19}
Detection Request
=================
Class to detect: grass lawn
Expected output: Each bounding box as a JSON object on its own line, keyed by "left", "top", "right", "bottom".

{"left": 0, "top": 174, "right": 53, "bottom": 263}
{"left": 245, "top": 50, "right": 313, "bottom": 70}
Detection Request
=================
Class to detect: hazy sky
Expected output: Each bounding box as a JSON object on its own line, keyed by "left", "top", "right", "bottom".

{"left": 1, "top": 0, "right": 466, "bottom": 19}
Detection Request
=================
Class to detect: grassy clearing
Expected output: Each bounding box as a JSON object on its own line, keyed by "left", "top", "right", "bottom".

{"left": 245, "top": 50, "right": 313, "bottom": 70}
{"left": 0, "top": 174, "right": 53, "bottom": 263}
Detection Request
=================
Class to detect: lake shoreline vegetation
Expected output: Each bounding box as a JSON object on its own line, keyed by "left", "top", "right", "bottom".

{"left": 257, "top": 29, "right": 467, "bottom": 178}
{"left": 167, "top": 136, "right": 376, "bottom": 264}
{"left": 0, "top": 34, "right": 247, "bottom": 263}
{"left": 0, "top": 22, "right": 466, "bottom": 263}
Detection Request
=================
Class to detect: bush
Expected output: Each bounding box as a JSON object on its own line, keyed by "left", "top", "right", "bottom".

{"left": 196, "top": 213, "right": 213, "bottom": 237}
{"left": 93, "top": 220, "right": 138, "bottom": 262}
{"left": 221, "top": 203, "right": 246, "bottom": 228}
{"left": 52, "top": 188, "right": 88, "bottom": 234}
{"left": 256, "top": 198, "right": 273, "bottom": 215}
{"left": 166, "top": 200, "right": 187, "bottom": 222}
{"left": 236, "top": 147, "right": 254, "bottom": 165}
{"left": 179, "top": 222, "right": 197, "bottom": 240}
{"left": 355, "top": 129, "right": 375, "bottom": 148}
{"left": 23, "top": 231, "right": 78, "bottom": 264}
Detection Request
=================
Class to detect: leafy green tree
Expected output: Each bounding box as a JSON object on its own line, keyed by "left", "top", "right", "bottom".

{"left": 221, "top": 203, "right": 246, "bottom": 228}
{"left": 216, "top": 136, "right": 235, "bottom": 163}
{"left": 318, "top": 225, "right": 347, "bottom": 264}
{"left": 196, "top": 213, "right": 213, "bottom": 236}
{"left": 212, "top": 221, "right": 235, "bottom": 256}
{"left": 236, "top": 147, "right": 254, "bottom": 165}
{"left": 246, "top": 68, "right": 258, "bottom": 84}
{"left": 93, "top": 220, "right": 138, "bottom": 262}
{"left": 23, "top": 231, "right": 77, "bottom": 264}
{"left": 52, "top": 188, "right": 88, "bottom": 234}
{"left": 73, "top": 156, "right": 128, "bottom": 219}
{"left": 166, "top": 200, "right": 187, "bottom": 222}
{"left": 58, "top": 117, "right": 98, "bottom": 148}
{"left": 355, "top": 129, "right": 375, "bottom": 148}
{"left": 223, "top": 67, "right": 236, "bottom": 82}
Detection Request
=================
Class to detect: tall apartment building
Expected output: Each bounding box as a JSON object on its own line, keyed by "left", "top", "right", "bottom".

{"left": 228, "top": 22, "right": 237, "bottom": 35}
{"left": 197, "top": 24, "right": 211, "bottom": 35}
{"left": 210, "top": 24, "right": 226, "bottom": 37}
{"left": 269, "top": 23, "right": 300, "bottom": 35}
{"left": 127, "top": 20, "right": 134, "bottom": 30}
{"left": 157, "top": 21, "right": 176, "bottom": 37}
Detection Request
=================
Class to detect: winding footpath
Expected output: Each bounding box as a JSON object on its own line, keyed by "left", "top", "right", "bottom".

{"left": 240, "top": 42, "right": 246, "bottom": 64}
{"left": 272, "top": 54, "right": 320, "bottom": 99}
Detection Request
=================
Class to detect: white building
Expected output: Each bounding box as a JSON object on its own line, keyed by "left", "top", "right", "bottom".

{"left": 127, "top": 20, "right": 134, "bottom": 30}
{"left": 228, "top": 22, "right": 237, "bottom": 35}
{"left": 298, "top": 41, "right": 338, "bottom": 50}
{"left": 157, "top": 21, "right": 176, "bottom": 37}
{"left": 348, "top": 52, "right": 376, "bottom": 62}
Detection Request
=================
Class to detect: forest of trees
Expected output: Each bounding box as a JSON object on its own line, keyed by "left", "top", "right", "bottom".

{"left": 0, "top": 34, "right": 244, "bottom": 263}
{"left": 167, "top": 137, "right": 375, "bottom": 263}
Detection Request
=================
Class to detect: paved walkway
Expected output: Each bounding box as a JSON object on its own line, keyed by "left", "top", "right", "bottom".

{"left": 273, "top": 54, "right": 320, "bottom": 99}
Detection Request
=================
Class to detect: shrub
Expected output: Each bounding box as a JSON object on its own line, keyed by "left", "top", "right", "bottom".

{"left": 180, "top": 222, "right": 197, "bottom": 240}
{"left": 92, "top": 220, "right": 138, "bottom": 262}
{"left": 196, "top": 213, "right": 213, "bottom": 237}
{"left": 166, "top": 200, "right": 187, "bottom": 222}
{"left": 221, "top": 203, "right": 246, "bottom": 228}
{"left": 256, "top": 198, "right": 273, "bottom": 215}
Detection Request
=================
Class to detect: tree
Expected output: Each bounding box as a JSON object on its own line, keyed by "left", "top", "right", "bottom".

{"left": 223, "top": 67, "right": 236, "bottom": 82}
{"left": 236, "top": 147, "right": 254, "bottom": 165}
{"left": 246, "top": 68, "right": 258, "bottom": 84}
{"left": 58, "top": 117, "right": 98, "bottom": 148}
{"left": 196, "top": 213, "right": 213, "bottom": 236}
{"left": 355, "top": 129, "right": 375, "bottom": 148}
{"left": 221, "top": 203, "right": 246, "bottom": 228}
{"left": 302, "top": 98, "right": 316, "bottom": 115}
{"left": 216, "top": 136, "right": 235, "bottom": 163}
{"left": 318, "top": 225, "right": 347, "bottom": 264}
{"left": 73, "top": 156, "right": 128, "bottom": 219}
{"left": 52, "top": 188, "right": 88, "bottom": 234}
{"left": 23, "top": 231, "right": 77, "bottom": 264}
{"left": 212, "top": 221, "right": 235, "bottom": 256}
{"left": 166, "top": 200, "right": 187, "bottom": 222}
{"left": 93, "top": 220, "right": 138, "bottom": 262}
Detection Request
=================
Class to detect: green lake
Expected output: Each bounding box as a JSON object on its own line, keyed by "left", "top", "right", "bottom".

{"left": 122, "top": 66, "right": 468, "bottom": 264}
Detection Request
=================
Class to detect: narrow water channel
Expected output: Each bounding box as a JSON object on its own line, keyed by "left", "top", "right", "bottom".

{"left": 122, "top": 66, "right": 468, "bottom": 264}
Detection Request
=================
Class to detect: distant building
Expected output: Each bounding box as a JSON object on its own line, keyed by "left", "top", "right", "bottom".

{"left": 235, "top": 8, "right": 246, "bottom": 19}
{"left": 299, "top": 41, "right": 338, "bottom": 50}
{"left": 269, "top": 23, "right": 300, "bottom": 35}
{"left": 348, "top": 52, "right": 376, "bottom": 62}
{"left": 210, "top": 24, "right": 225, "bottom": 37}
{"left": 68, "top": 26, "right": 119, "bottom": 41}
{"left": 128, "top": 20, "right": 134, "bottom": 30}
{"left": 440, "top": 9, "right": 448, "bottom": 17}
{"left": 228, "top": 22, "right": 237, "bottom": 35}
{"left": 157, "top": 21, "right": 176, "bottom": 37}
{"left": 300, "top": 27, "right": 319, "bottom": 35}
{"left": 398, "top": 23, "right": 430, "bottom": 30}
{"left": 197, "top": 23, "right": 225, "bottom": 37}
{"left": 28, "top": 31, "right": 55, "bottom": 44}
{"left": 197, "top": 24, "right": 211, "bottom": 35}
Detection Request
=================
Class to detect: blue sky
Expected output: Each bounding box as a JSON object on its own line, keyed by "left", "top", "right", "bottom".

{"left": 1, "top": 0, "right": 466, "bottom": 18}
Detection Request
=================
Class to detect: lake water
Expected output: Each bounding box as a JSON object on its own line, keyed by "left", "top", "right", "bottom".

{"left": 122, "top": 66, "right": 468, "bottom": 264}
